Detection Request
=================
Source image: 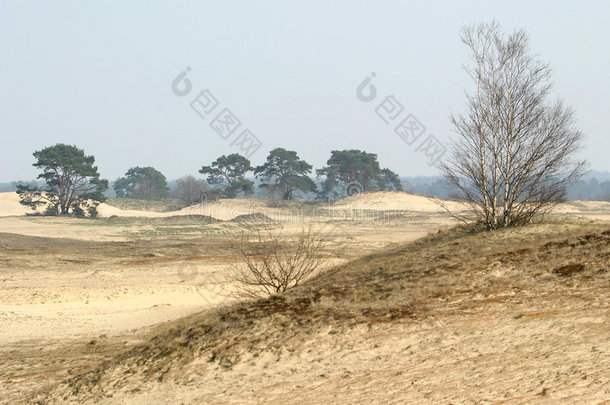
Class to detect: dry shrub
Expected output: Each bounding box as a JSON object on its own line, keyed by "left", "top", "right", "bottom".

{"left": 553, "top": 263, "right": 586, "bottom": 276}
{"left": 228, "top": 225, "right": 327, "bottom": 298}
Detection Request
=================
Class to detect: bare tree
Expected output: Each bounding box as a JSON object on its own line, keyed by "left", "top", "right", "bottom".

{"left": 228, "top": 225, "right": 327, "bottom": 298}
{"left": 171, "top": 175, "right": 208, "bottom": 206}
{"left": 441, "top": 21, "right": 587, "bottom": 229}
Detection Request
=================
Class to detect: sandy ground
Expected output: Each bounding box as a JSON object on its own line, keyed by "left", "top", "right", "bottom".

{"left": 23, "top": 220, "right": 610, "bottom": 404}
{"left": 1, "top": 191, "right": 608, "bottom": 346}
{"left": 0, "top": 263, "right": 227, "bottom": 345}
{"left": 0, "top": 191, "right": 609, "bottom": 404}
{"left": 0, "top": 192, "right": 454, "bottom": 345}
{"left": 95, "top": 311, "right": 610, "bottom": 404}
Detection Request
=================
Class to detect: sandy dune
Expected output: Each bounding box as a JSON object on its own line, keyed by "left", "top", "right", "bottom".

{"left": 23, "top": 221, "right": 610, "bottom": 404}
{"left": 0, "top": 191, "right": 453, "bottom": 349}
{"left": 1, "top": 191, "right": 609, "bottom": 403}
{"left": 2, "top": 191, "right": 610, "bottom": 221}
{"left": 0, "top": 192, "right": 37, "bottom": 217}
{"left": 330, "top": 190, "right": 457, "bottom": 212}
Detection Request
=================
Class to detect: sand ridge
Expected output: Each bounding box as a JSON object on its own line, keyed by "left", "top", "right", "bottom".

{"left": 2, "top": 191, "right": 609, "bottom": 220}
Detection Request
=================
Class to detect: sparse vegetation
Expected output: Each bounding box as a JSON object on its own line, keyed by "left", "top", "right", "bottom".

{"left": 2, "top": 7, "right": 608, "bottom": 404}
{"left": 16, "top": 219, "right": 608, "bottom": 404}
{"left": 104, "top": 197, "right": 184, "bottom": 212}
{"left": 228, "top": 225, "right": 327, "bottom": 297}
{"left": 171, "top": 175, "right": 209, "bottom": 206}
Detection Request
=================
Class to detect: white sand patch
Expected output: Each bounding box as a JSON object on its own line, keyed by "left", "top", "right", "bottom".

{"left": 0, "top": 192, "right": 42, "bottom": 216}
{"left": 329, "top": 191, "right": 465, "bottom": 212}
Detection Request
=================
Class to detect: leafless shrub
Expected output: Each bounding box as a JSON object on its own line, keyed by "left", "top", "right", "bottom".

{"left": 440, "top": 21, "right": 587, "bottom": 230}
{"left": 228, "top": 225, "right": 327, "bottom": 298}
{"left": 171, "top": 175, "right": 208, "bottom": 206}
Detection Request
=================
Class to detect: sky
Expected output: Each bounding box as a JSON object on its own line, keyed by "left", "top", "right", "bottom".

{"left": 1, "top": 0, "right": 609, "bottom": 182}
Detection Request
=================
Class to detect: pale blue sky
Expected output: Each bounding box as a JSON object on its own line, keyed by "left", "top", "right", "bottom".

{"left": 1, "top": 0, "right": 609, "bottom": 182}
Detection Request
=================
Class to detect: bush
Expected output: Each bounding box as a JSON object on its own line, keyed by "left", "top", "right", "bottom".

{"left": 88, "top": 205, "right": 99, "bottom": 218}
{"left": 71, "top": 204, "right": 86, "bottom": 218}
{"left": 44, "top": 204, "right": 59, "bottom": 216}
{"left": 228, "top": 225, "right": 327, "bottom": 298}
{"left": 171, "top": 175, "right": 208, "bottom": 206}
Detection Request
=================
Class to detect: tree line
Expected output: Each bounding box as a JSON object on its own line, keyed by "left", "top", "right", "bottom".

{"left": 16, "top": 145, "right": 403, "bottom": 217}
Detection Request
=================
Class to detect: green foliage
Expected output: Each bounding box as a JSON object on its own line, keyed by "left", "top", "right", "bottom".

{"left": 44, "top": 203, "right": 59, "bottom": 216}
{"left": 71, "top": 204, "right": 86, "bottom": 218}
{"left": 316, "top": 149, "right": 402, "bottom": 199}
{"left": 17, "top": 143, "right": 108, "bottom": 216}
{"left": 87, "top": 205, "right": 99, "bottom": 218}
{"left": 199, "top": 154, "right": 254, "bottom": 198}
{"left": 112, "top": 177, "right": 130, "bottom": 198}
{"left": 378, "top": 168, "right": 403, "bottom": 192}
{"left": 114, "top": 166, "right": 169, "bottom": 200}
{"left": 104, "top": 197, "right": 184, "bottom": 212}
{"left": 254, "top": 148, "right": 316, "bottom": 200}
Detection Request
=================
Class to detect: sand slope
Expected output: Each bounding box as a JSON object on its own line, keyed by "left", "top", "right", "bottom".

{"left": 0, "top": 192, "right": 40, "bottom": 216}
{"left": 0, "top": 192, "right": 270, "bottom": 220}
{"left": 3, "top": 190, "right": 609, "bottom": 220}
{"left": 30, "top": 222, "right": 610, "bottom": 404}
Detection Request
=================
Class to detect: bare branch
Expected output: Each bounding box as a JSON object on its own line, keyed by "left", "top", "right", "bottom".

{"left": 442, "top": 21, "right": 587, "bottom": 230}
{"left": 227, "top": 225, "right": 328, "bottom": 298}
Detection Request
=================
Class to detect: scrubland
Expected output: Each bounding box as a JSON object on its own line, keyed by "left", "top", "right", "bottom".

{"left": 0, "top": 192, "right": 608, "bottom": 404}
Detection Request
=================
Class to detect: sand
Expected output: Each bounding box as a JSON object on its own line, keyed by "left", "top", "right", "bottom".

{"left": 1, "top": 191, "right": 609, "bottom": 404}
{"left": 0, "top": 192, "right": 450, "bottom": 347}
{"left": 2, "top": 191, "right": 609, "bottom": 221}
{"left": 0, "top": 192, "right": 38, "bottom": 217}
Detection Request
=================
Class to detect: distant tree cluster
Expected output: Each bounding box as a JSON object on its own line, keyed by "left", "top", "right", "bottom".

{"left": 197, "top": 148, "right": 403, "bottom": 201}
{"left": 16, "top": 144, "right": 403, "bottom": 217}
{"left": 401, "top": 175, "right": 610, "bottom": 202}
{"left": 567, "top": 178, "right": 610, "bottom": 202}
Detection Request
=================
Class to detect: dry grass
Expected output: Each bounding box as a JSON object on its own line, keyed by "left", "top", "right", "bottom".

{"left": 104, "top": 198, "right": 184, "bottom": 212}
{"left": 26, "top": 218, "right": 609, "bottom": 403}
{"left": 0, "top": 231, "right": 234, "bottom": 268}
